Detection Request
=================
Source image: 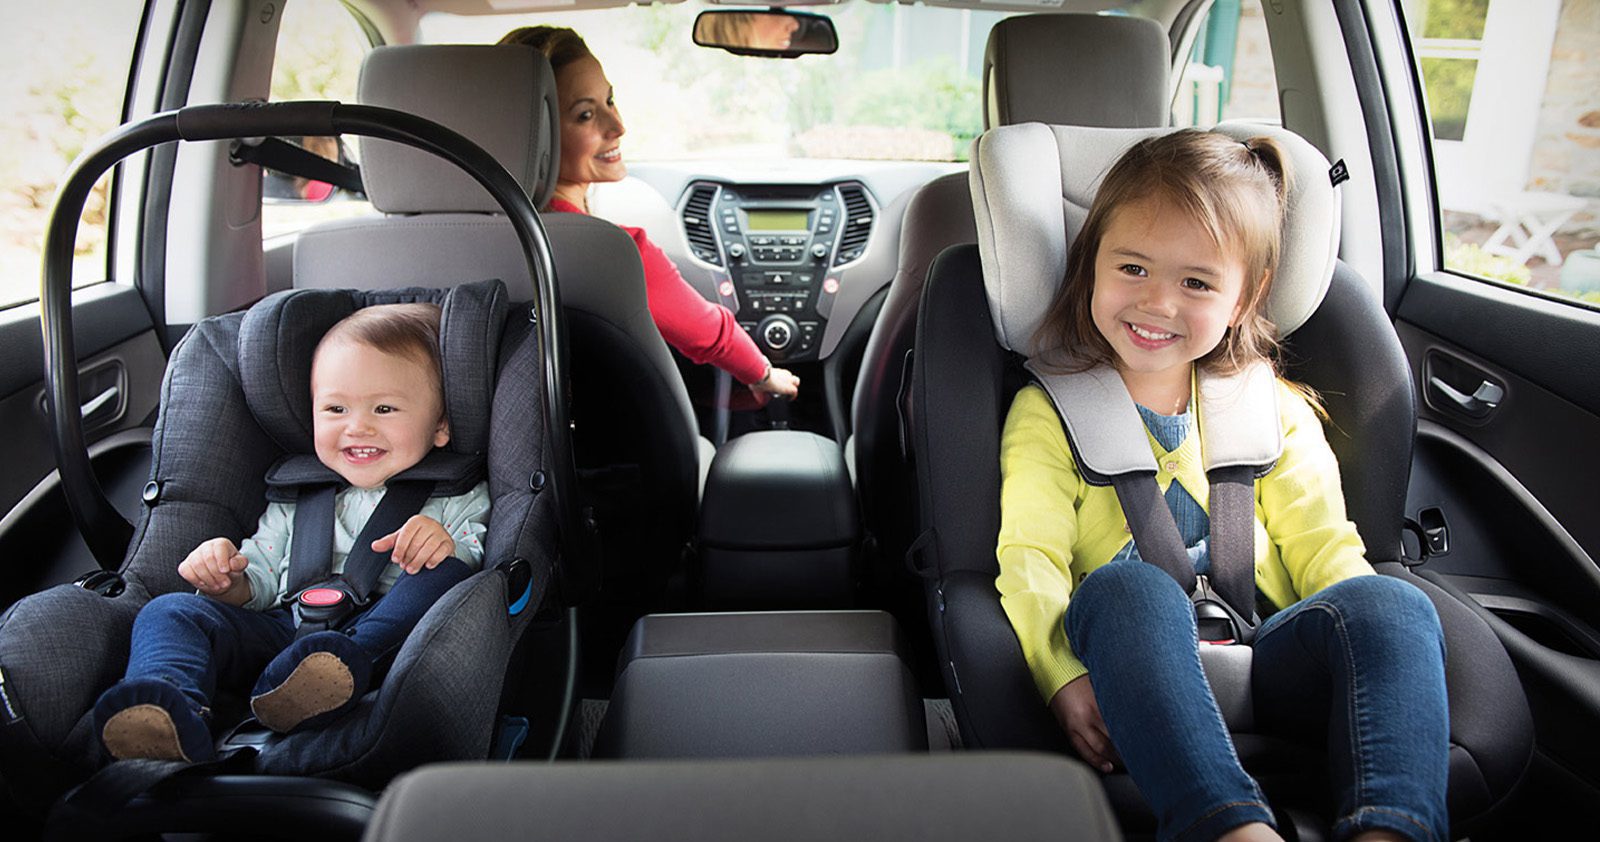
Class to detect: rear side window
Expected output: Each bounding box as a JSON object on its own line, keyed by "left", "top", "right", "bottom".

{"left": 0, "top": 2, "right": 146, "bottom": 310}
{"left": 261, "top": 0, "right": 373, "bottom": 240}
{"left": 1408, "top": 0, "right": 1600, "bottom": 308}
{"left": 1174, "top": 0, "right": 1281, "bottom": 128}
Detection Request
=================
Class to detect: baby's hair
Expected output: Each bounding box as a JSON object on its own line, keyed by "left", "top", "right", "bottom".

{"left": 1032, "top": 129, "right": 1293, "bottom": 378}
{"left": 316, "top": 303, "right": 445, "bottom": 408}
{"left": 498, "top": 25, "right": 593, "bottom": 74}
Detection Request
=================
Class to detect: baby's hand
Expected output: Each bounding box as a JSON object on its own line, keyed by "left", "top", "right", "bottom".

{"left": 179, "top": 538, "right": 250, "bottom": 598}
{"left": 372, "top": 515, "right": 454, "bottom": 575}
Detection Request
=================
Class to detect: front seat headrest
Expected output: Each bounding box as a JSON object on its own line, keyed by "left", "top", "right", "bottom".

{"left": 357, "top": 45, "right": 559, "bottom": 213}
{"left": 984, "top": 15, "right": 1170, "bottom": 130}
{"left": 970, "top": 122, "right": 1341, "bottom": 353}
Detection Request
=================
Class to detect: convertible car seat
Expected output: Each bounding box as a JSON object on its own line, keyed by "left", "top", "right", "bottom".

{"left": 909, "top": 122, "right": 1533, "bottom": 835}
{"left": 294, "top": 45, "right": 707, "bottom": 605}
{"left": 0, "top": 279, "right": 556, "bottom": 816}
{"left": 852, "top": 13, "right": 1171, "bottom": 599}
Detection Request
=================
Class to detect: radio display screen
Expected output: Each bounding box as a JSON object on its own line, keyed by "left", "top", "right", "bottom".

{"left": 745, "top": 210, "right": 810, "bottom": 231}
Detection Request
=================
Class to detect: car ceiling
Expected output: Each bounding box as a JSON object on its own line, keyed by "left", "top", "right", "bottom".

{"left": 349, "top": 0, "right": 1196, "bottom": 45}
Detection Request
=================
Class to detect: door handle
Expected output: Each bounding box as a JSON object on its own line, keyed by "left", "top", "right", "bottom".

{"left": 1428, "top": 376, "right": 1502, "bottom": 414}
{"left": 80, "top": 385, "right": 120, "bottom": 418}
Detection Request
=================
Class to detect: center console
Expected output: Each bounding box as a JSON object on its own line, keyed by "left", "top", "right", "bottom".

{"left": 681, "top": 181, "right": 876, "bottom": 363}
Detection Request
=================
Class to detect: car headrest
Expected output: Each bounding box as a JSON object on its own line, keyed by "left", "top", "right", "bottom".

{"left": 984, "top": 14, "right": 1170, "bottom": 130}
{"left": 238, "top": 279, "right": 510, "bottom": 458}
{"left": 970, "top": 122, "right": 1341, "bottom": 352}
{"left": 357, "top": 45, "right": 558, "bottom": 213}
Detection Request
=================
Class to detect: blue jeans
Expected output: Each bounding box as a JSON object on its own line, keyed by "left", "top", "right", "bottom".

{"left": 1065, "top": 562, "right": 1448, "bottom": 842}
{"left": 123, "top": 559, "right": 472, "bottom": 714}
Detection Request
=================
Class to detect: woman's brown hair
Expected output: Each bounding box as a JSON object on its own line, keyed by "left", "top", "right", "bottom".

{"left": 498, "top": 26, "right": 593, "bottom": 73}
{"left": 1031, "top": 129, "right": 1293, "bottom": 379}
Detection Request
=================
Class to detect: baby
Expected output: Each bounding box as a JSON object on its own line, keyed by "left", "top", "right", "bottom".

{"left": 93, "top": 303, "right": 490, "bottom": 763}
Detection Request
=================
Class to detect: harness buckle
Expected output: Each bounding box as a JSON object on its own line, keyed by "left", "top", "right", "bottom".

{"left": 1191, "top": 574, "right": 1258, "bottom": 646}
{"left": 290, "top": 580, "right": 369, "bottom": 635}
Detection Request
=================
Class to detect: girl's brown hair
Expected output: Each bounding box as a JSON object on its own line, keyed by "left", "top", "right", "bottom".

{"left": 1031, "top": 129, "right": 1293, "bottom": 378}
{"left": 498, "top": 26, "right": 593, "bottom": 73}
{"left": 316, "top": 303, "right": 445, "bottom": 409}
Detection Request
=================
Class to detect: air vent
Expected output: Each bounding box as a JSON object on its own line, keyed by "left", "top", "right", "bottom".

{"left": 835, "top": 184, "right": 874, "bottom": 265}
{"left": 682, "top": 184, "right": 721, "bottom": 266}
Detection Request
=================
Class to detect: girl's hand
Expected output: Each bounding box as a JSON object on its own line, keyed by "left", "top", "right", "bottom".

{"left": 1050, "top": 675, "right": 1120, "bottom": 774}
{"left": 178, "top": 538, "right": 251, "bottom": 603}
{"left": 372, "top": 515, "right": 454, "bottom": 575}
{"left": 750, "top": 366, "right": 800, "bottom": 400}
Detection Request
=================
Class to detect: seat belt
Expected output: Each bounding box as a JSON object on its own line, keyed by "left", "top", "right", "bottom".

{"left": 228, "top": 136, "right": 365, "bottom": 196}
{"left": 1109, "top": 468, "right": 1259, "bottom": 644}
{"left": 283, "top": 479, "right": 437, "bottom": 637}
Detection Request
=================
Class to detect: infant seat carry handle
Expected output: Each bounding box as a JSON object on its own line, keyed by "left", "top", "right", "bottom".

{"left": 39, "top": 100, "right": 589, "bottom": 600}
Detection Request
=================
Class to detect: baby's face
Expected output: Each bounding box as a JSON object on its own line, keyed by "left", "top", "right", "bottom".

{"left": 310, "top": 339, "right": 449, "bottom": 489}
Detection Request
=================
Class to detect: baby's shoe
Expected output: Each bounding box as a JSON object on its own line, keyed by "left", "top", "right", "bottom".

{"left": 94, "top": 678, "right": 215, "bottom": 763}
{"left": 250, "top": 631, "right": 372, "bottom": 733}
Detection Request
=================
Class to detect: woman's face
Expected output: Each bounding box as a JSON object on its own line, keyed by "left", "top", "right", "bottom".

{"left": 555, "top": 55, "right": 626, "bottom": 187}
{"left": 748, "top": 14, "right": 799, "bottom": 50}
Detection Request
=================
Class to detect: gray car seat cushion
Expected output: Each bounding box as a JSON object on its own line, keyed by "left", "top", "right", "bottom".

{"left": 985, "top": 14, "right": 1171, "bottom": 130}
{"left": 970, "top": 122, "right": 1340, "bottom": 353}
{"left": 358, "top": 45, "right": 558, "bottom": 213}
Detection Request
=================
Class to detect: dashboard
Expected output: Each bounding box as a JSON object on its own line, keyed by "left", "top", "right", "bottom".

{"left": 591, "top": 160, "right": 965, "bottom": 363}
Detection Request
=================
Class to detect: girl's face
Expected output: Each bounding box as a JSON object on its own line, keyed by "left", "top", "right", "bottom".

{"left": 555, "top": 55, "right": 626, "bottom": 188}
{"left": 1090, "top": 197, "right": 1250, "bottom": 404}
{"left": 311, "top": 340, "right": 450, "bottom": 489}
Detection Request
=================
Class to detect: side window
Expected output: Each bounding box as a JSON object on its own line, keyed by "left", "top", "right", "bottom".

{"left": 261, "top": 0, "right": 373, "bottom": 240}
{"left": 1174, "top": 0, "right": 1281, "bottom": 128}
{"left": 0, "top": 2, "right": 146, "bottom": 309}
{"left": 1407, "top": 0, "right": 1600, "bottom": 307}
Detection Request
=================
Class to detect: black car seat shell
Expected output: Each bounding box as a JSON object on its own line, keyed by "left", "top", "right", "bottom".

{"left": 851, "top": 13, "right": 1171, "bottom": 581}
{"left": 294, "top": 45, "right": 708, "bottom": 599}
{"left": 0, "top": 279, "right": 556, "bottom": 812}
{"left": 910, "top": 121, "right": 1532, "bottom": 832}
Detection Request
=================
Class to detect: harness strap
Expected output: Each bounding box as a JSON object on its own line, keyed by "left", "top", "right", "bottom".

{"left": 285, "top": 484, "right": 338, "bottom": 598}
{"left": 1107, "top": 473, "right": 1196, "bottom": 597}
{"left": 283, "top": 480, "right": 437, "bottom": 637}
{"left": 340, "top": 480, "right": 437, "bottom": 601}
{"left": 1206, "top": 464, "right": 1259, "bottom": 622}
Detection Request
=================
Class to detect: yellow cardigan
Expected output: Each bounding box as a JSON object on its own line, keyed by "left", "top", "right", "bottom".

{"left": 996, "top": 381, "right": 1375, "bottom": 702}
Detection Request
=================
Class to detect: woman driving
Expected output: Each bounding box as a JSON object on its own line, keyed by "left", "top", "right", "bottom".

{"left": 499, "top": 26, "right": 800, "bottom": 401}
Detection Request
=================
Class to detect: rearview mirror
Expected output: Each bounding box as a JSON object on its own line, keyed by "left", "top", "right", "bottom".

{"left": 692, "top": 10, "right": 838, "bottom": 58}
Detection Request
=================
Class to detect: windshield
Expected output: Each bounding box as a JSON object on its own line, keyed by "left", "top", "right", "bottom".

{"left": 421, "top": 4, "right": 1015, "bottom": 163}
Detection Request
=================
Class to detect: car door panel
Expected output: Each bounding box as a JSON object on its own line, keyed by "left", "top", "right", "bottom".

{"left": 1394, "top": 270, "right": 1600, "bottom": 795}
{"left": 0, "top": 285, "right": 164, "bottom": 605}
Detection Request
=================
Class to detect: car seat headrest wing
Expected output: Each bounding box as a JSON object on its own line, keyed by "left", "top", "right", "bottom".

{"left": 970, "top": 123, "right": 1341, "bottom": 354}
{"left": 984, "top": 14, "right": 1170, "bottom": 130}
{"left": 357, "top": 45, "right": 559, "bottom": 213}
{"left": 239, "top": 279, "right": 509, "bottom": 457}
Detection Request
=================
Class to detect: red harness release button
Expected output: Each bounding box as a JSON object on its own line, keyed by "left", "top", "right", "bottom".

{"left": 300, "top": 587, "right": 345, "bottom": 608}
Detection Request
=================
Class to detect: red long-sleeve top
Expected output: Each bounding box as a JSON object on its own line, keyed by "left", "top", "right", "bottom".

{"left": 549, "top": 198, "right": 770, "bottom": 385}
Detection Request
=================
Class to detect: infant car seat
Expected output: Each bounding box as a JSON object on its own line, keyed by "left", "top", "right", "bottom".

{"left": 0, "top": 275, "right": 557, "bottom": 822}
{"left": 908, "top": 122, "right": 1532, "bottom": 836}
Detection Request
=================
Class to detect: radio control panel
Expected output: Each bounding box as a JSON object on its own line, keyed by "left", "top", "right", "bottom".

{"left": 681, "top": 181, "right": 875, "bottom": 362}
